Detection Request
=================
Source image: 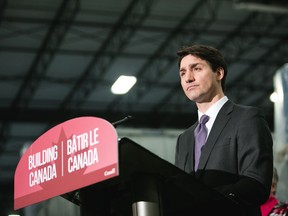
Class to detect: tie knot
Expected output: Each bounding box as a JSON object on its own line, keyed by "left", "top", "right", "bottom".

{"left": 199, "top": 114, "right": 209, "bottom": 124}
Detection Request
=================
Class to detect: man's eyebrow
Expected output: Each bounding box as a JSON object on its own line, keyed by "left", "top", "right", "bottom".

{"left": 179, "top": 67, "right": 185, "bottom": 72}
{"left": 179, "top": 62, "right": 203, "bottom": 72}
{"left": 190, "top": 63, "right": 200, "bottom": 68}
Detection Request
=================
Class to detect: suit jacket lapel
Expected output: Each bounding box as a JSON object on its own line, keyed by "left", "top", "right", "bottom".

{"left": 186, "top": 124, "right": 197, "bottom": 173}
{"left": 197, "top": 100, "right": 234, "bottom": 171}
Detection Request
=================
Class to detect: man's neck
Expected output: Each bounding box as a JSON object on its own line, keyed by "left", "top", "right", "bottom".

{"left": 196, "top": 93, "right": 225, "bottom": 113}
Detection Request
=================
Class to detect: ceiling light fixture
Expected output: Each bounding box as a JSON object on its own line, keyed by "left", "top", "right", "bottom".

{"left": 234, "top": 1, "right": 288, "bottom": 14}
{"left": 111, "top": 75, "right": 137, "bottom": 95}
{"left": 270, "top": 92, "right": 279, "bottom": 103}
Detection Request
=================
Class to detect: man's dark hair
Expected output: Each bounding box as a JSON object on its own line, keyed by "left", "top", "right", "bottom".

{"left": 177, "top": 44, "right": 228, "bottom": 92}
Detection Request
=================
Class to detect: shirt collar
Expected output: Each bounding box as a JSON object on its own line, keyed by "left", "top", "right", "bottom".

{"left": 197, "top": 96, "right": 228, "bottom": 135}
{"left": 197, "top": 96, "right": 228, "bottom": 120}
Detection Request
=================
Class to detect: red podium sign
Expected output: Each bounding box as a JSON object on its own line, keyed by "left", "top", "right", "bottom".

{"left": 14, "top": 116, "right": 118, "bottom": 210}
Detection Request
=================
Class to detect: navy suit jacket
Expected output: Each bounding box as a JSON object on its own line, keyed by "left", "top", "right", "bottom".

{"left": 175, "top": 100, "right": 273, "bottom": 216}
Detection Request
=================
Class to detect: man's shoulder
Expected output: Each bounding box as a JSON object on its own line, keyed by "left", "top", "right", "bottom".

{"left": 224, "top": 100, "right": 262, "bottom": 114}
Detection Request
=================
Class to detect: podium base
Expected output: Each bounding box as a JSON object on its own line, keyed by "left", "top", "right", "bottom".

{"left": 132, "top": 201, "right": 160, "bottom": 216}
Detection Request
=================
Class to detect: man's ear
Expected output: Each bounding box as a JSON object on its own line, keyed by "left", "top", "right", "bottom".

{"left": 216, "top": 67, "right": 224, "bottom": 80}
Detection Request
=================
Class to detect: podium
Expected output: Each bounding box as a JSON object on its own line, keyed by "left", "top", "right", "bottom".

{"left": 64, "top": 137, "right": 243, "bottom": 216}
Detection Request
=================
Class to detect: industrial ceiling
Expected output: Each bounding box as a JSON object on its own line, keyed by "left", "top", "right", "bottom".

{"left": 1, "top": 0, "right": 288, "bottom": 215}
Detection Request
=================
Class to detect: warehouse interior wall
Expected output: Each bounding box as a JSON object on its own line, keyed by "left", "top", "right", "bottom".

{"left": 273, "top": 64, "right": 288, "bottom": 202}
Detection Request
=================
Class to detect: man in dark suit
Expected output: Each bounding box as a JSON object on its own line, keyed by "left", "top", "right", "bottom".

{"left": 175, "top": 44, "right": 273, "bottom": 216}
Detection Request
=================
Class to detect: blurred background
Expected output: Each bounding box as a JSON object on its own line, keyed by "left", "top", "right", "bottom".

{"left": 1, "top": 0, "right": 288, "bottom": 215}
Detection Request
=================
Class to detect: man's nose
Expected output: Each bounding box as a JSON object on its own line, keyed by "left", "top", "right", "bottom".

{"left": 185, "top": 71, "right": 194, "bottom": 83}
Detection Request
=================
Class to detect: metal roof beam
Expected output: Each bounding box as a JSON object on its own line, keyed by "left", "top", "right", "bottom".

{"left": 59, "top": 0, "right": 154, "bottom": 110}
{"left": 10, "top": 0, "right": 79, "bottom": 109}
{"left": 0, "top": 0, "right": 79, "bottom": 155}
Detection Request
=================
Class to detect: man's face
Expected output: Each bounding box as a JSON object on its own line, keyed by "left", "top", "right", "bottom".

{"left": 179, "top": 54, "right": 222, "bottom": 103}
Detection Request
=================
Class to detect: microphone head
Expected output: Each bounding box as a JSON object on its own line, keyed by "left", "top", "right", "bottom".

{"left": 126, "top": 115, "right": 133, "bottom": 120}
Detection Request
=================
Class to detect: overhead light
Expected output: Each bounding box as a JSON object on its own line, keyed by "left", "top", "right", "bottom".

{"left": 270, "top": 92, "right": 279, "bottom": 103}
{"left": 111, "top": 75, "right": 137, "bottom": 95}
{"left": 234, "top": 1, "right": 288, "bottom": 14}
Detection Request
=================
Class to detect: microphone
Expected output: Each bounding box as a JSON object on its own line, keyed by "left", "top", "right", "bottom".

{"left": 112, "top": 115, "right": 133, "bottom": 128}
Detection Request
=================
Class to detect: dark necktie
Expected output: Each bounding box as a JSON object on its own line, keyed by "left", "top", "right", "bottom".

{"left": 194, "top": 114, "right": 210, "bottom": 171}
